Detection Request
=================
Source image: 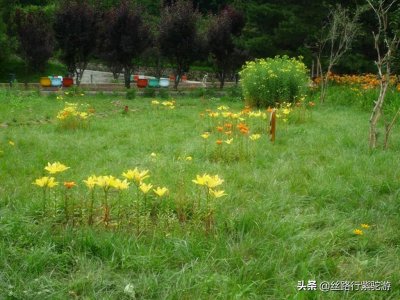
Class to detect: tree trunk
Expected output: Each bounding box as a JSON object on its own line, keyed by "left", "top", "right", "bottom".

{"left": 369, "top": 80, "right": 388, "bottom": 149}
{"left": 320, "top": 64, "right": 332, "bottom": 102}
{"left": 383, "top": 107, "right": 400, "bottom": 149}
{"left": 174, "top": 67, "right": 182, "bottom": 90}
{"left": 124, "top": 67, "right": 131, "bottom": 89}
{"left": 219, "top": 71, "right": 225, "bottom": 89}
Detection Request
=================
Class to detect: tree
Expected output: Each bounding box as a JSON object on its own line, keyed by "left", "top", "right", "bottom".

{"left": 367, "top": 0, "right": 400, "bottom": 149}
{"left": 98, "top": 1, "right": 151, "bottom": 88}
{"left": 53, "top": 0, "right": 97, "bottom": 85}
{"left": 207, "top": 5, "right": 245, "bottom": 89}
{"left": 0, "top": 12, "right": 10, "bottom": 66}
{"left": 14, "top": 9, "right": 54, "bottom": 74}
{"left": 159, "top": 0, "right": 202, "bottom": 89}
{"left": 315, "top": 4, "right": 364, "bottom": 102}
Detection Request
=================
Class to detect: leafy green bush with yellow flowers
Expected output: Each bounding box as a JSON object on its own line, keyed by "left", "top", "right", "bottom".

{"left": 240, "top": 56, "right": 309, "bottom": 108}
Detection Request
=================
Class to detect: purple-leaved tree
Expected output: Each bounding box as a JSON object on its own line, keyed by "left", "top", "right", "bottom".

{"left": 53, "top": 0, "right": 97, "bottom": 85}
{"left": 15, "top": 9, "right": 53, "bottom": 76}
{"left": 159, "top": 0, "right": 203, "bottom": 89}
{"left": 207, "top": 5, "right": 246, "bottom": 89}
{"left": 99, "top": 1, "right": 151, "bottom": 88}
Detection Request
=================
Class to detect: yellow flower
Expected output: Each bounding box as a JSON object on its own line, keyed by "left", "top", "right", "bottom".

{"left": 224, "top": 138, "right": 233, "bottom": 145}
{"left": 217, "top": 105, "right": 229, "bottom": 111}
{"left": 47, "top": 177, "right": 58, "bottom": 188}
{"left": 282, "top": 108, "right": 290, "bottom": 115}
{"left": 206, "top": 175, "right": 224, "bottom": 188}
{"left": 113, "top": 178, "right": 130, "bottom": 190}
{"left": 201, "top": 132, "right": 210, "bottom": 139}
{"left": 83, "top": 175, "right": 98, "bottom": 190}
{"left": 353, "top": 229, "right": 363, "bottom": 235}
{"left": 208, "top": 112, "right": 219, "bottom": 117}
{"left": 8, "top": 141, "right": 15, "bottom": 146}
{"left": 185, "top": 156, "right": 192, "bottom": 161}
{"left": 96, "top": 175, "right": 117, "bottom": 190}
{"left": 192, "top": 174, "right": 224, "bottom": 189}
{"left": 151, "top": 100, "right": 160, "bottom": 105}
{"left": 139, "top": 182, "right": 153, "bottom": 194}
{"left": 44, "top": 162, "right": 70, "bottom": 174}
{"left": 192, "top": 174, "right": 210, "bottom": 186}
{"left": 122, "top": 168, "right": 150, "bottom": 185}
{"left": 33, "top": 177, "right": 49, "bottom": 188}
{"left": 150, "top": 152, "right": 157, "bottom": 158}
{"left": 79, "top": 112, "right": 88, "bottom": 119}
{"left": 162, "top": 101, "right": 174, "bottom": 106}
{"left": 209, "top": 189, "right": 227, "bottom": 198}
{"left": 33, "top": 176, "right": 58, "bottom": 188}
{"left": 153, "top": 186, "right": 169, "bottom": 197}
{"left": 249, "top": 134, "right": 261, "bottom": 141}
{"left": 361, "top": 224, "right": 370, "bottom": 229}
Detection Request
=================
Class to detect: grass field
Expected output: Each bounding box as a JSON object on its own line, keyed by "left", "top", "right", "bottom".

{"left": 0, "top": 87, "right": 399, "bottom": 299}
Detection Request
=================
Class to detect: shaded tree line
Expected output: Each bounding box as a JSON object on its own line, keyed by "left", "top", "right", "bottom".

{"left": 0, "top": 0, "right": 399, "bottom": 87}
{"left": 2, "top": 0, "right": 247, "bottom": 89}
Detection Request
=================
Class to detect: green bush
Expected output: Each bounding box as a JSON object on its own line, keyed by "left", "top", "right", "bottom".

{"left": 126, "top": 89, "right": 136, "bottom": 100}
{"left": 239, "top": 55, "right": 309, "bottom": 108}
{"left": 158, "top": 88, "right": 169, "bottom": 99}
{"left": 143, "top": 87, "right": 156, "bottom": 98}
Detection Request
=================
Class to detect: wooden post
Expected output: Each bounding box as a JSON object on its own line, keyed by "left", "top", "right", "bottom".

{"left": 270, "top": 109, "right": 276, "bottom": 142}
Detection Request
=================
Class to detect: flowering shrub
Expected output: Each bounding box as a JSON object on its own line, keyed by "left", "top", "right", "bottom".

{"left": 56, "top": 102, "right": 93, "bottom": 129}
{"left": 240, "top": 56, "right": 309, "bottom": 108}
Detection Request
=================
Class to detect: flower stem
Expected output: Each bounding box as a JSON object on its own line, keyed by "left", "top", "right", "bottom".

{"left": 88, "top": 189, "right": 95, "bottom": 225}
{"left": 103, "top": 190, "right": 109, "bottom": 226}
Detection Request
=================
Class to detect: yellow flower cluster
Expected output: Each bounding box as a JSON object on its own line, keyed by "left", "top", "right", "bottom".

{"left": 353, "top": 223, "right": 371, "bottom": 236}
{"left": 151, "top": 99, "right": 176, "bottom": 109}
{"left": 33, "top": 161, "right": 70, "bottom": 188}
{"left": 192, "top": 174, "right": 227, "bottom": 198}
{"left": 82, "top": 169, "right": 168, "bottom": 197}
{"left": 56, "top": 102, "right": 93, "bottom": 129}
{"left": 56, "top": 102, "right": 91, "bottom": 121}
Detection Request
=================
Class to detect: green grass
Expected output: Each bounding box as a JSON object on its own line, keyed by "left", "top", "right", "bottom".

{"left": 0, "top": 87, "right": 399, "bottom": 299}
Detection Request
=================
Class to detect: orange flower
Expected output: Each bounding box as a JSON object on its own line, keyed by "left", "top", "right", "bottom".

{"left": 241, "top": 107, "right": 251, "bottom": 114}
{"left": 240, "top": 128, "right": 249, "bottom": 135}
{"left": 216, "top": 126, "right": 224, "bottom": 132}
{"left": 224, "top": 123, "right": 233, "bottom": 129}
{"left": 64, "top": 181, "right": 76, "bottom": 189}
{"left": 237, "top": 123, "right": 248, "bottom": 130}
{"left": 267, "top": 107, "right": 273, "bottom": 113}
{"left": 216, "top": 139, "right": 223, "bottom": 145}
{"left": 308, "top": 101, "right": 315, "bottom": 107}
